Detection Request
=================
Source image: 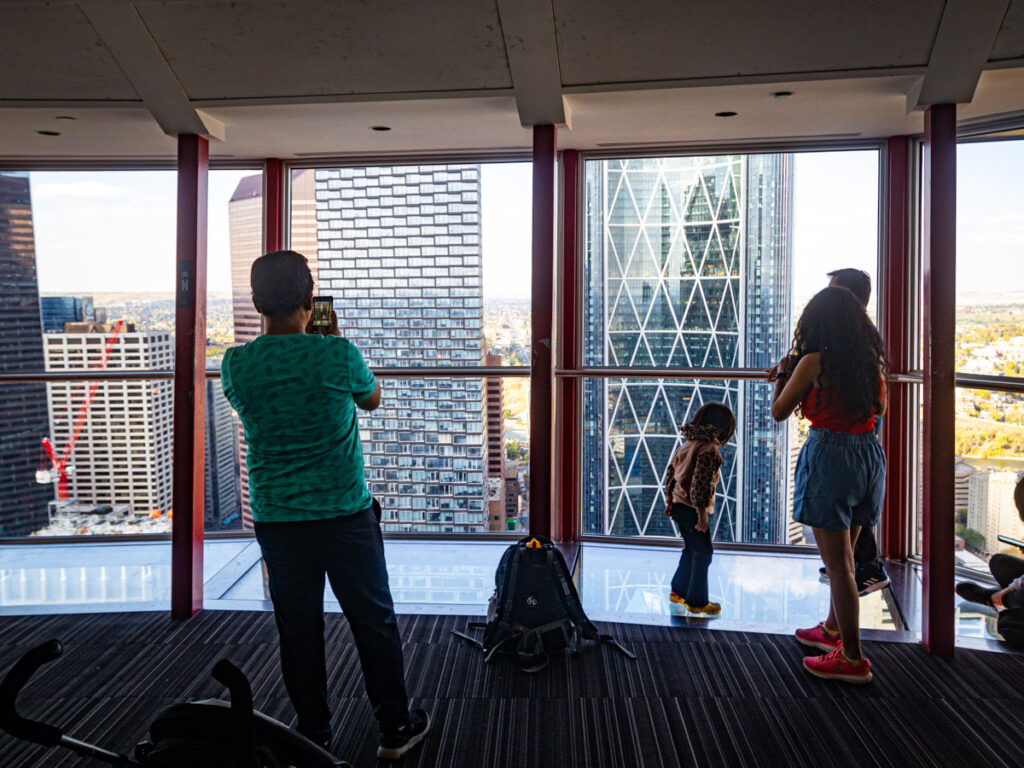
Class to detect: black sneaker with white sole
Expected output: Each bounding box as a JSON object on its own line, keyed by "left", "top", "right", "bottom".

{"left": 955, "top": 581, "right": 997, "bottom": 607}
{"left": 856, "top": 563, "right": 890, "bottom": 596}
{"left": 378, "top": 708, "right": 430, "bottom": 761}
{"left": 819, "top": 565, "right": 829, "bottom": 582}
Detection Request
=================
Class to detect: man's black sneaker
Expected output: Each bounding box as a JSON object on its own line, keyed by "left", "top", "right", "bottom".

{"left": 856, "top": 564, "right": 891, "bottom": 596}
{"left": 819, "top": 566, "right": 829, "bottom": 582}
{"left": 378, "top": 708, "right": 430, "bottom": 760}
{"left": 956, "top": 581, "right": 997, "bottom": 607}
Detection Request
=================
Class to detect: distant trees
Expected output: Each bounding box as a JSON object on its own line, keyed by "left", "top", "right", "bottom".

{"left": 956, "top": 524, "right": 986, "bottom": 553}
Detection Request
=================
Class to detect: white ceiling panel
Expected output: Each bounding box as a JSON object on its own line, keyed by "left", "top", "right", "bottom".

{"left": 553, "top": 0, "right": 944, "bottom": 87}
{"left": 135, "top": 0, "right": 513, "bottom": 101}
{"left": 0, "top": 3, "right": 139, "bottom": 101}
{"left": 990, "top": 0, "right": 1024, "bottom": 61}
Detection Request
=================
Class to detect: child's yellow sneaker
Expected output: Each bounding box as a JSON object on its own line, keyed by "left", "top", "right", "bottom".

{"left": 668, "top": 592, "right": 688, "bottom": 607}
{"left": 687, "top": 601, "right": 722, "bottom": 617}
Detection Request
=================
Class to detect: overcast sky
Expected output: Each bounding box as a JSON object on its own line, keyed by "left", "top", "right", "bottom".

{"left": 26, "top": 143, "right": 1024, "bottom": 301}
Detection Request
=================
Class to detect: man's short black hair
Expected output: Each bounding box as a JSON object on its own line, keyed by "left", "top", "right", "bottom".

{"left": 251, "top": 250, "right": 314, "bottom": 319}
{"left": 828, "top": 268, "right": 871, "bottom": 308}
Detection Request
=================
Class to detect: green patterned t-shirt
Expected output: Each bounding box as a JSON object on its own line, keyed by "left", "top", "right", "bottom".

{"left": 221, "top": 334, "right": 377, "bottom": 523}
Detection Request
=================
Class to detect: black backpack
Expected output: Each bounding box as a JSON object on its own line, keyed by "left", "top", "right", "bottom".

{"left": 453, "top": 536, "right": 635, "bottom": 672}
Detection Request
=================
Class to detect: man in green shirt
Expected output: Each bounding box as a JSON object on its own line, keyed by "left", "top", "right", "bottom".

{"left": 222, "top": 250, "right": 429, "bottom": 760}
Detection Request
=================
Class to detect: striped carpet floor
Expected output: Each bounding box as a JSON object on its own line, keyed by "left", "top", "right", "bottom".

{"left": 1, "top": 611, "right": 1023, "bottom": 767}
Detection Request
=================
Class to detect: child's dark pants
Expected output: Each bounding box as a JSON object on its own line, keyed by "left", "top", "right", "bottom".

{"left": 669, "top": 502, "right": 714, "bottom": 607}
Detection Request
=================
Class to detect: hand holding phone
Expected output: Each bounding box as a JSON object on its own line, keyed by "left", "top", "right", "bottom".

{"left": 311, "top": 296, "right": 334, "bottom": 334}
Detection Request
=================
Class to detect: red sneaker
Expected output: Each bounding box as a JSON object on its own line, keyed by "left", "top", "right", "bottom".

{"left": 802, "top": 647, "right": 873, "bottom": 684}
{"left": 794, "top": 622, "right": 841, "bottom": 652}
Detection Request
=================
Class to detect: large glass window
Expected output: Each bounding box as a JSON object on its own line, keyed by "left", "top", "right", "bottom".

{"left": 1, "top": 170, "right": 177, "bottom": 539}
{"left": 956, "top": 140, "right": 1024, "bottom": 379}
{"left": 278, "top": 162, "right": 532, "bottom": 533}
{"left": 580, "top": 150, "right": 880, "bottom": 543}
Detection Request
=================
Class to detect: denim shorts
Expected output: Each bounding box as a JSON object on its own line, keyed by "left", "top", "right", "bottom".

{"left": 793, "top": 428, "right": 886, "bottom": 532}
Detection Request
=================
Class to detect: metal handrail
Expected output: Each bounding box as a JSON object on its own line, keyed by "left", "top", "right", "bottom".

{"left": 4, "top": 367, "right": 1023, "bottom": 392}
{"left": 0, "top": 366, "right": 531, "bottom": 383}
{"left": 555, "top": 366, "right": 770, "bottom": 381}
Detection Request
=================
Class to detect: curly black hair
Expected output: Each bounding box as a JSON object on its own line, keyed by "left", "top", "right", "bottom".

{"left": 791, "top": 285, "right": 886, "bottom": 423}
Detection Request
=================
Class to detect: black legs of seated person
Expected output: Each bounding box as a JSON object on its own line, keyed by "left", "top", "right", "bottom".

{"left": 254, "top": 507, "right": 410, "bottom": 744}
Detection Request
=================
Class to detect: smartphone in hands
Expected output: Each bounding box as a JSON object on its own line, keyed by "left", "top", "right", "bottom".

{"left": 312, "top": 296, "right": 333, "bottom": 330}
{"left": 998, "top": 534, "right": 1024, "bottom": 552}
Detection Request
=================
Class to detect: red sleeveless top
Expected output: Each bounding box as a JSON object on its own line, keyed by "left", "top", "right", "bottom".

{"left": 802, "top": 381, "right": 883, "bottom": 434}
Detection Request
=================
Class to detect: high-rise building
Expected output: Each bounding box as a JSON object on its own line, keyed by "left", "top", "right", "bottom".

{"left": 504, "top": 460, "right": 521, "bottom": 529}
{"left": 40, "top": 296, "right": 92, "bottom": 333}
{"left": 0, "top": 172, "right": 52, "bottom": 536}
{"left": 955, "top": 458, "right": 976, "bottom": 512}
{"left": 582, "top": 155, "right": 793, "bottom": 541}
{"left": 204, "top": 362, "right": 240, "bottom": 530}
{"left": 228, "top": 170, "right": 317, "bottom": 528}
{"left": 313, "top": 164, "right": 487, "bottom": 532}
{"left": 484, "top": 351, "right": 505, "bottom": 530}
{"left": 967, "top": 470, "right": 1024, "bottom": 554}
{"left": 43, "top": 331, "right": 174, "bottom": 514}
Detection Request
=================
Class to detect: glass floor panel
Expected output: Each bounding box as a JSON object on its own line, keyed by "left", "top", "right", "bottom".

{"left": 578, "top": 542, "right": 903, "bottom": 633}
{"left": 0, "top": 538, "right": 960, "bottom": 646}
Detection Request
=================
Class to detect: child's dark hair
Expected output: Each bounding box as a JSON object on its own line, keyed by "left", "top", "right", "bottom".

{"left": 688, "top": 402, "right": 736, "bottom": 443}
{"left": 792, "top": 285, "right": 886, "bottom": 423}
{"left": 251, "top": 250, "right": 314, "bottom": 319}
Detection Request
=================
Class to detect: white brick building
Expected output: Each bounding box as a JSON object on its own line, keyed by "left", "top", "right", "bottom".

{"left": 43, "top": 331, "right": 173, "bottom": 514}
{"left": 314, "top": 164, "right": 487, "bottom": 532}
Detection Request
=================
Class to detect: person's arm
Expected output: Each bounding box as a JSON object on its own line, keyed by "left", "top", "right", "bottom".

{"left": 689, "top": 452, "right": 719, "bottom": 532}
{"left": 346, "top": 341, "right": 381, "bottom": 412}
{"left": 770, "top": 354, "right": 819, "bottom": 422}
{"left": 664, "top": 459, "right": 676, "bottom": 514}
{"left": 356, "top": 382, "right": 382, "bottom": 412}
{"left": 322, "top": 336, "right": 382, "bottom": 411}
{"left": 995, "top": 573, "right": 1024, "bottom": 610}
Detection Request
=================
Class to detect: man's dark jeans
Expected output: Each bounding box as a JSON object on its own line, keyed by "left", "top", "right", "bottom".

{"left": 254, "top": 507, "right": 409, "bottom": 741}
{"left": 669, "top": 502, "right": 714, "bottom": 607}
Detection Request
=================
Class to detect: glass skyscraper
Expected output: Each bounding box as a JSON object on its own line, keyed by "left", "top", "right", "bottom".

{"left": 582, "top": 155, "right": 793, "bottom": 543}
{"left": 313, "top": 164, "right": 487, "bottom": 532}
{"left": 0, "top": 172, "right": 51, "bottom": 536}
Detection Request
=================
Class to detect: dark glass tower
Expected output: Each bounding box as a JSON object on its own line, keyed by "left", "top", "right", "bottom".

{"left": 0, "top": 173, "right": 52, "bottom": 536}
{"left": 582, "top": 155, "right": 793, "bottom": 542}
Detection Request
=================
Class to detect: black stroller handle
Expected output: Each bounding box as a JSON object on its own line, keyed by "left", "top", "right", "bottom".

{"left": 212, "top": 659, "right": 260, "bottom": 768}
{"left": 0, "top": 639, "right": 64, "bottom": 747}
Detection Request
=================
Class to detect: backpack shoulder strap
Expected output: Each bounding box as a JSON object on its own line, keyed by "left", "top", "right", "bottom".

{"left": 550, "top": 548, "right": 599, "bottom": 639}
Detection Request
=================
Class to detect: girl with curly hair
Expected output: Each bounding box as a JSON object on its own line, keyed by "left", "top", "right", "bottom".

{"left": 770, "top": 286, "right": 887, "bottom": 683}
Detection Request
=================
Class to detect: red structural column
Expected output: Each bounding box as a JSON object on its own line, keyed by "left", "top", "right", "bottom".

{"left": 264, "top": 159, "right": 284, "bottom": 252}
{"left": 529, "top": 125, "right": 556, "bottom": 539}
{"left": 921, "top": 104, "right": 957, "bottom": 655}
{"left": 556, "top": 149, "right": 580, "bottom": 542}
{"left": 171, "top": 134, "right": 209, "bottom": 619}
{"left": 882, "top": 136, "right": 909, "bottom": 561}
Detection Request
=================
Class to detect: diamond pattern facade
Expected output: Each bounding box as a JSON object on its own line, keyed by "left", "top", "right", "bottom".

{"left": 583, "top": 155, "right": 792, "bottom": 541}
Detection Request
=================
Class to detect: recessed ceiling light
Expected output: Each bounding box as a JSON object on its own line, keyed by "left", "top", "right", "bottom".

{"left": 772, "top": 91, "right": 793, "bottom": 99}
{"left": 55, "top": 115, "right": 77, "bottom": 121}
{"left": 370, "top": 125, "right": 391, "bottom": 132}
{"left": 714, "top": 111, "right": 738, "bottom": 118}
{"left": 37, "top": 130, "right": 62, "bottom": 136}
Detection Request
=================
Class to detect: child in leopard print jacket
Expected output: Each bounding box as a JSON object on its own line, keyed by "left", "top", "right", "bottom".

{"left": 663, "top": 402, "right": 736, "bottom": 617}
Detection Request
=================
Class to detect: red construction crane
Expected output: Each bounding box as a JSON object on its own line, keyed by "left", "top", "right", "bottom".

{"left": 37, "top": 320, "right": 125, "bottom": 500}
